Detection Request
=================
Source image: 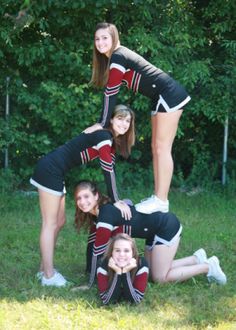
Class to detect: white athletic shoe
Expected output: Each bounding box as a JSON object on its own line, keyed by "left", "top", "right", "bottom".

{"left": 36, "top": 268, "right": 58, "bottom": 281}
{"left": 41, "top": 271, "right": 68, "bottom": 287}
{"left": 193, "top": 248, "right": 207, "bottom": 264}
{"left": 207, "top": 256, "right": 227, "bottom": 285}
{"left": 135, "top": 195, "right": 169, "bottom": 213}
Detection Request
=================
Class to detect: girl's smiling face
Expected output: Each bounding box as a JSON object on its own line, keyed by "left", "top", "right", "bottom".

{"left": 75, "top": 188, "right": 98, "bottom": 215}
{"left": 110, "top": 113, "right": 131, "bottom": 137}
{"left": 95, "top": 28, "right": 113, "bottom": 57}
{"left": 112, "top": 239, "right": 133, "bottom": 268}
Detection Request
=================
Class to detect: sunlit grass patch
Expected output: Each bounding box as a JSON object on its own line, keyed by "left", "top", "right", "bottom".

{"left": 0, "top": 188, "right": 235, "bottom": 330}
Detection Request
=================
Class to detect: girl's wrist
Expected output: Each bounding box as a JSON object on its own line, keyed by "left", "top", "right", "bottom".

{"left": 116, "top": 267, "right": 122, "bottom": 274}
{"left": 121, "top": 266, "right": 128, "bottom": 274}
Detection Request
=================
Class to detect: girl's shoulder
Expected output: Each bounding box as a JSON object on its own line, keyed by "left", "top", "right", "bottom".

{"left": 99, "top": 203, "right": 115, "bottom": 212}
{"left": 111, "top": 46, "right": 129, "bottom": 61}
{"left": 112, "top": 46, "right": 139, "bottom": 59}
{"left": 99, "top": 203, "right": 119, "bottom": 220}
{"left": 92, "top": 129, "right": 113, "bottom": 140}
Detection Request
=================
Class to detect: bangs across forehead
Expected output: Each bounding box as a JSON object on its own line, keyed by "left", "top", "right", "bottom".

{"left": 95, "top": 27, "right": 111, "bottom": 38}
{"left": 115, "top": 108, "right": 131, "bottom": 118}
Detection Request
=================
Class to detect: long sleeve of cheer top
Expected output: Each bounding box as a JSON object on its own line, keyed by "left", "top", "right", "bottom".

{"left": 78, "top": 130, "right": 118, "bottom": 202}
{"left": 97, "top": 257, "right": 149, "bottom": 304}
{"left": 86, "top": 223, "right": 96, "bottom": 273}
{"left": 99, "top": 46, "right": 164, "bottom": 127}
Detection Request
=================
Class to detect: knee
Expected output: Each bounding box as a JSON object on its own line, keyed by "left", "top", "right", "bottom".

{"left": 42, "top": 215, "right": 66, "bottom": 231}
{"left": 151, "top": 273, "right": 168, "bottom": 284}
{"left": 151, "top": 140, "right": 169, "bottom": 156}
{"left": 42, "top": 218, "right": 58, "bottom": 230}
{"left": 57, "top": 215, "right": 66, "bottom": 230}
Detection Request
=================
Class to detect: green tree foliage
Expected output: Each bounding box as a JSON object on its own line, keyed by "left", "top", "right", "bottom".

{"left": 0, "top": 0, "right": 235, "bottom": 190}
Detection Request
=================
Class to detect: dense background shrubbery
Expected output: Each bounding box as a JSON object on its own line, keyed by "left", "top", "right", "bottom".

{"left": 0, "top": 0, "right": 235, "bottom": 193}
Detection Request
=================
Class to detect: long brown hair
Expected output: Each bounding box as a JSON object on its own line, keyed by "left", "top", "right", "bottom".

{"left": 90, "top": 22, "right": 120, "bottom": 87}
{"left": 74, "top": 180, "right": 110, "bottom": 233}
{"left": 109, "top": 104, "right": 135, "bottom": 158}
{"left": 103, "top": 233, "right": 139, "bottom": 283}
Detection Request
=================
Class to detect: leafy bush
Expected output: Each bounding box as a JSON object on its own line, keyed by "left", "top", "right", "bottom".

{"left": 0, "top": 0, "right": 235, "bottom": 191}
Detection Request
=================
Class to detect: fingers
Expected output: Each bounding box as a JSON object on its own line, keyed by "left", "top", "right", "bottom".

{"left": 83, "top": 123, "right": 102, "bottom": 134}
{"left": 108, "top": 257, "right": 117, "bottom": 269}
{"left": 108, "top": 257, "right": 122, "bottom": 274}
{"left": 108, "top": 257, "right": 115, "bottom": 267}
{"left": 123, "top": 259, "right": 137, "bottom": 272}
{"left": 123, "top": 204, "right": 132, "bottom": 220}
{"left": 71, "top": 285, "right": 89, "bottom": 291}
{"left": 114, "top": 201, "right": 132, "bottom": 220}
{"left": 130, "top": 258, "right": 137, "bottom": 267}
{"left": 83, "top": 127, "right": 91, "bottom": 133}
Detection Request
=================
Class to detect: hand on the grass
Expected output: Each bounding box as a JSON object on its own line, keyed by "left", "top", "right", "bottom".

{"left": 71, "top": 285, "right": 90, "bottom": 291}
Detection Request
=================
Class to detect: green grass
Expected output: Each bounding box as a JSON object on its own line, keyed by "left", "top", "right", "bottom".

{"left": 0, "top": 187, "right": 236, "bottom": 330}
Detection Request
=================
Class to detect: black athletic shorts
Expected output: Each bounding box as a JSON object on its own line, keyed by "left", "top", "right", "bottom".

{"left": 30, "top": 154, "right": 66, "bottom": 196}
{"left": 145, "top": 212, "right": 182, "bottom": 249}
{"left": 151, "top": 73, "right": 191, "bottom": 115}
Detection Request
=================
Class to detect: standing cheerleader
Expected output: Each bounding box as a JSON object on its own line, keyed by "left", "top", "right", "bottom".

{"left": 30, "top": 105, "right": 135, "bottom": 286}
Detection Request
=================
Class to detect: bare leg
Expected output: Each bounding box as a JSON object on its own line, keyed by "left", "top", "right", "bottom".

{"left": 38, "top": 190, "right": 66, "bottom": 278}
{"left": 39, "top": 195, "right": 66, "bottom": 273}
{"left": 151, "top": 110, "right": 183, "bottom": 201}
{"left": 146, "top": 244, "right": 199, "bottom": 270}
{"left": 54, "top": 195, "right": 66, "bottom": 240}
{"left": 150, "top": 238, "right": 209, "bottom": 283}
{"left": 171, "top": 255, "right": 199, "bottom": 269}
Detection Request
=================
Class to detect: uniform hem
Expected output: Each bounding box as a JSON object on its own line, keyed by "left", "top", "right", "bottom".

{"left": 146, "top": 224, "right": 183, "bottom": 250}
{"left": 151, "top": 95, "right": 191, "bottom": 115}
{"left": 30, "top": 178, "right": 65, "bottom": 196}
